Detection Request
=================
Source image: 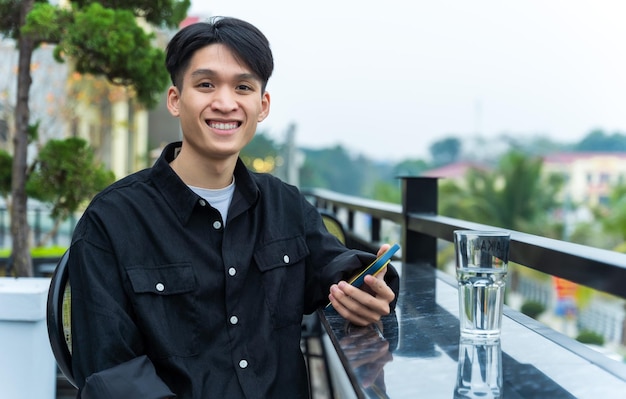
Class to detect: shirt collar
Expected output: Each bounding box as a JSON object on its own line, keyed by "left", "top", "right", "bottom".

{"left": 149, "top": 142, "right": 260, "bottom": 225}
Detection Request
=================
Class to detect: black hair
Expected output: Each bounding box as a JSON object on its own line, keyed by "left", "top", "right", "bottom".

{"left": 166, "top": 16, "right": 274, "bottom": 92}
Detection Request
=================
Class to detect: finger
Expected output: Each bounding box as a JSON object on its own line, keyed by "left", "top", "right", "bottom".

{"left": 374, "top": 264, "right": 388, "bottom": 281}
{"left": 330, "top": 297, "right": 374, "bottom": 326}
{"left": 340, "top": 280, "right": 392, "bottom": 317}
{"left": 330, "top": 284, "right": 383, "bottom": 325}
{"left": 364, "top": 273, "right": 395, "bottom": 304}
{"left": 376, "top": 243, "right": 391, "bottom": 257}
{"left": 333, "top": 282, "right": 389, "bottom": 323}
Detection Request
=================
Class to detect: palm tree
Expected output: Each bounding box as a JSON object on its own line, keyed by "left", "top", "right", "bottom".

{"left": 600, "top": 184, "right": 626, "bottom": 253}
{"left": 439, "top": 151, "right": 564, "bottom": 236}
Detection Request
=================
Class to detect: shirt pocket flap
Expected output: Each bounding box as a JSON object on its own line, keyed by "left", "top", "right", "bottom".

{"left": 254, "top": 236, "right": 309, "bottom": 272}
{"left": 127, "top": 263, "right": 196, "bottom": 295}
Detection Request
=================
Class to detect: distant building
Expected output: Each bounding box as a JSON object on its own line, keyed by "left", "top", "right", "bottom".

{"left": 420, "top": 161, "right": 493, "bottom": 192}
{"left": 421, "top": 161, "right": 490, "bottom": 181}
{"left": 542, "top": 152, "right": 626, "bottom": 208}
{"left": 0, "top": 39, "right": 70, "bottom": 155}
{"left": 180, "top": 15, "right": 202, "bottom": 28}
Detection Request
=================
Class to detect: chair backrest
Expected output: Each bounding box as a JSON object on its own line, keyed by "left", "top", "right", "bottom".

{"left": 319, "top": 210, "right": 346, "bottom": 245}
{"left": 46, "top": 249, "right": 77, "bottom": 388}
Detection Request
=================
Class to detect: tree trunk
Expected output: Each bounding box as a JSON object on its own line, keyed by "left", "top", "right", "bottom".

{"left": 11, "top": 0, "right": 35, "bottom": 277}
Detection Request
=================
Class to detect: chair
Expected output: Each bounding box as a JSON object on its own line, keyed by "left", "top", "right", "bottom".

{"left": 46, "top": 249, "right": 77, "bottom": 388}
{"left": 319, "top": 209, "right": 346, "bottom": 245}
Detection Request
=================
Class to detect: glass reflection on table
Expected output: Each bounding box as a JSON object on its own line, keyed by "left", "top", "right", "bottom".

{"left": 454, "top": 339, "right": 502, "bottom": 399}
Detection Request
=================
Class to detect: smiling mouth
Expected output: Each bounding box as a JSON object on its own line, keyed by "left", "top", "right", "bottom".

{"left": 207, "top": 121, "right": 240, "bottom": 130}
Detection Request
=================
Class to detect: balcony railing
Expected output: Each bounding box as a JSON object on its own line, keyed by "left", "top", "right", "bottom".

{"left": 304, "top": 176, "right": 626, "bottom": 301}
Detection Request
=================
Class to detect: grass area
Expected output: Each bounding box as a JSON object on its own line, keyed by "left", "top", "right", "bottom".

{"left": 0, "top": 246, "right": 67, "bottom": 277}
{"left": 0, "top": 245, "right": 67, "bottom": 258}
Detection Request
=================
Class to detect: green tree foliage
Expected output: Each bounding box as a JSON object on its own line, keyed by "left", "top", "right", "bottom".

{"left": 2, "top": 0, "right": 189, "bottom": 276}
{"left": 371, "top": 180, "right": 401, "bottom": 203}
{"left": 600, "top": 184, "right": 626, "bottom": 252}
{"left": 520, "top": 300, "right": 546, "bottom": 319}
{"left": 566, "top": 221, "right": 615, "bottom": 249}
{"left": 429, "top": 136, "right": 461, "bottom": 166}
{"left": 70, "top": 0, "right": 189, "bottom": 27}
{"left": 501, "top": 133, "right": 572, "bottom": 156}
{"left": 576, "top": 330, "right": 605, "bottom": 346}
{"left": 299, "top": 145, "right": 365, "bottom": 196}
{"left": 24, "top": 2, "right": 176, "bottom": 107}
{"left": 0, "top": 0, "right": 43, "bottom": 39}
{"left": 0, "top": 150, "right": 11, "bottom": 198}
{"left": 240, "top": 132, "right": 279, "bottom": 171}
{"left": 26, "top": 137, "right": 114, "bottom": 221}
{"left": 575, "top": 129, "right": 626, "bottom": 152}
{"left": 1, "top": 138, "right": 115, "bottom": 247}
{"left": 393, "top": 159, "right": 429, "bottom": 177}
{"left": 439, "top": 151, "right": 564, "bottom": 235}
{"left": 26, "top": 138, "right": 114, "bottom": 245}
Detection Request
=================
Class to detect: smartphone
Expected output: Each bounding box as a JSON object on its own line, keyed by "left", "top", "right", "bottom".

{"left": 347, "top": 243, "right": 400, "bottom": 288}
{"left": 326, "top": 243, "right": 400, "bottom": 309}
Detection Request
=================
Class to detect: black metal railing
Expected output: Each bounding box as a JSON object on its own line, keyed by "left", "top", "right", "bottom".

{"left": 0, "top": 207, "right": 77, "bottom": 249}
{"left": 305, "top": 177, "right": 626, "bottom": 300}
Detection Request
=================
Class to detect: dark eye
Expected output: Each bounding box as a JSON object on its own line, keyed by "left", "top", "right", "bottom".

{"left": 237, "top": 84, "right": 253, "bottom": 91}
{"left": 198, "top": 82, "right": 214, "bottom": 89}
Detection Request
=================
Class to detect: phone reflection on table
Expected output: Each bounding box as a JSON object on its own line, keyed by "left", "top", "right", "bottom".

{"left": 454, "top": 338, "right": 502, "bottom": 399}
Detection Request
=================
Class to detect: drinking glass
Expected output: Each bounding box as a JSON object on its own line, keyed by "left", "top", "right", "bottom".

{"left": 454, "top": 230, "right": 510, "bottom": 341}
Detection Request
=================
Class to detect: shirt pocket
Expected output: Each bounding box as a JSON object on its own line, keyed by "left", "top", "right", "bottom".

{"left": 254, "top": 235, "right": 310, "bottom": 329}
{"left": 126, "top": 263, "right": 199, "bottom": 358}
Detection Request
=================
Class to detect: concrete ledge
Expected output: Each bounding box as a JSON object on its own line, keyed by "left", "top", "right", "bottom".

{"left": 0, "top": 277, "right": 51, "bottom": 321}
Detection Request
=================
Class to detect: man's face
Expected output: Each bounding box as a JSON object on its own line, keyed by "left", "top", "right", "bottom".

{"left": 167, "top": 43, "right": 270, "bottom": 162}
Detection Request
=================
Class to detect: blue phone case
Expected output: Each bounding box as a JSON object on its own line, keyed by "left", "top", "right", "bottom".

{"left": 348, "top": 243, "right": 400, "bottom": 288}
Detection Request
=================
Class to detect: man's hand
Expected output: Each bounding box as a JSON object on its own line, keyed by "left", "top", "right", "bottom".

{"left": 328, "top": 244, "right": 396, "bottom": 326}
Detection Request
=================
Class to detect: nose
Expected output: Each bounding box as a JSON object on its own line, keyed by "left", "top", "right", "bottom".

{"left": 211, "top": 87, "right": 238, "bottom": 112}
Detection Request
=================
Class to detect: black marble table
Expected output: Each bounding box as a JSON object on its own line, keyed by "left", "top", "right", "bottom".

{"left": 319, "top": 262, "right": 626, "bottom": 398}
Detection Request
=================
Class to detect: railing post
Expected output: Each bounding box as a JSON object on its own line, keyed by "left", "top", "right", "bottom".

{"left": 401, "top": 177, "right": 439, "bottom": 268}
{"left": 34, "top": 208, "right": 42, "bottom": 245}
{"left": 347, "top": 211, "right": 354, "bottom": 232}
{"left": 371, "top": 217, "right": 381, "bottom": 243}
{"left": 0, "top": 208, "right": 5, "bottom": 247}
{"left": 397, "top": 177, "right": 440, "bottom": 358}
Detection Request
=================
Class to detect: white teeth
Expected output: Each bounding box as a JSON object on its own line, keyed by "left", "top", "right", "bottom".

{"left": 209, "top": 122, "right": 238, "bottom": 130}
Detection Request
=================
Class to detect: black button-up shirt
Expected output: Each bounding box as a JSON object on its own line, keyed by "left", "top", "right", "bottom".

{"left": 69, "top": 142, "right": 398, "bottom": 399}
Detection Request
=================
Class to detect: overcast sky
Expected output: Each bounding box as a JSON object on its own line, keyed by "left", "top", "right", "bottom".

{"left": 188, "top": 0, "right": 626, "bottom": 162}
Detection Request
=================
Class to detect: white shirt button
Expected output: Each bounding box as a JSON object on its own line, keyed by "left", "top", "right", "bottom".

{"left": 228, "top": 267, "right": 237, "bottom": 276}
{"left": 213, "top": 220, "right": 222, "bottom": 229}
{"left": 239, "top": 359, "right": 248, "bottom": 369}
{"left": 155, "top": 283, "right": 165, "bottom": 292}
{"left": 199, "top": 199, "right": 207, "bottom": 206}
{"left": 230, "top": 316, "right": 239, "bottom": 325}
{"left": 283, "top": 255, "right": 290, "bottom": 264}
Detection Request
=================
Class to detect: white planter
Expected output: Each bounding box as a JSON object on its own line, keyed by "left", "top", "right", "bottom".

{"left": 0, "top": 277, "right": 56, "bottom": 399}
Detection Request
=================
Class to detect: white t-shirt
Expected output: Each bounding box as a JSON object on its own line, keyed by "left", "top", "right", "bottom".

{"left": 189, "top": 178, "right": 235, "bottom": 226}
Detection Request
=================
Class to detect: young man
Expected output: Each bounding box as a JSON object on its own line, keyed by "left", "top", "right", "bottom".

{"left": 68, "top": 17, "right": 398, "bottom": 399}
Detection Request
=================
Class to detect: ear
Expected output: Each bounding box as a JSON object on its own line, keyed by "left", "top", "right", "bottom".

{"left": 257, "top": 91, "right": 271, "bottom": 122}
{"left": 166, "top": 86, "right": 181, "bottom": 117}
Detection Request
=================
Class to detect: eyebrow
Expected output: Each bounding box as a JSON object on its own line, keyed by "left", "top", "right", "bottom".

{"left": 190, "top": 69, "right": 259, "bottom": 82}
